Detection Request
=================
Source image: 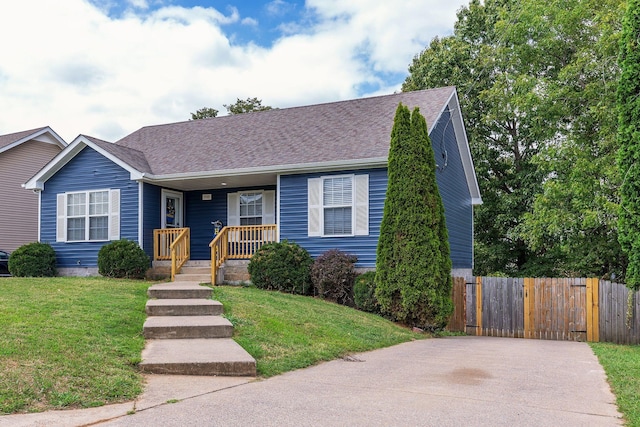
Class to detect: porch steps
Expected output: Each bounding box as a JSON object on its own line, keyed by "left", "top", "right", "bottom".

{"left": 170, "top": 260, "right": 252, "bottom": 284}
{"left": 141, "top": 281, "right": 256, "bottom": 376}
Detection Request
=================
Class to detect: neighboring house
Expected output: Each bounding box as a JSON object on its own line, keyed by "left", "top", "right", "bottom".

{"left": 0, "top": 127, "right": 67, "bottom": 252}
{"left": 25, "top": 87, "right": 482, "bottom": 278}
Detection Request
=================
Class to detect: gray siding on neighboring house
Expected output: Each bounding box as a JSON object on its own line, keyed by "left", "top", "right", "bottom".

{"left": 41, "top": 147, "right": 139, "bottom": 268}
{"left": 0, "top": 140, "right": 62, "bottom": 252}
{"left": 279, "top": 168, "right": 387, "bottom": 268}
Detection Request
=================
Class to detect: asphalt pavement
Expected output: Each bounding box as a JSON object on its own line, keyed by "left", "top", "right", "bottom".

{"left": 0, "top": 336, "right": 623, "bottom": 427}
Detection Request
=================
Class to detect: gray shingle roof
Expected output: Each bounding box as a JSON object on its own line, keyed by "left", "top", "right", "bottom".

{"left": 0, "top": 127, "right": 48, "bottom": 151}
{"left": 83, "top": 135, "right": 152, "bottom": 174}
{"left": 116, "top": 87, "right": 456, "bottom": 176}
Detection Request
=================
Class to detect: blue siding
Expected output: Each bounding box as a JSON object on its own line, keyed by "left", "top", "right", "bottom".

{"left": 142, "top": 183, "right": 162, "bottom": 260}
{"left": 280, "top": 168, "right": 387, "bottom": 267}
{"left": 41, "top": 147, "right": 140, "bottom": 268}
{"left": 279, "top": 109, "right": 474, "bottom": 270}
{"left": 431, "top": 108, "right": 474, "bottom": 269}
{"left": 185, "top": 185, "right": 277, "bottom": 260}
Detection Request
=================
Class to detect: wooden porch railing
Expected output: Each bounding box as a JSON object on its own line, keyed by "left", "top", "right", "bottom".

{"left": 153, "top": 227, "right": 190, "bottom": 280}
{"left": 209, "top": 224, "right": 277, "bottom": 284}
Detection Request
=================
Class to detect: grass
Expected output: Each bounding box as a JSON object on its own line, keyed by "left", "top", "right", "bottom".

{"left": 0, "top": 277, "right": 149, "bottom": 414}
{"left": 590, "top": 342, "right": 640, "bottom": 427}
{"left": 212, "top": 286, "right": 424, "bottom": 377}
{"left": 0, "top": 278, "right": 423, "bottom": 414}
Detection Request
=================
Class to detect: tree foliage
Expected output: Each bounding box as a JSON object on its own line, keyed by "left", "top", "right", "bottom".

{"left": 403, "top": 0, "right": 624, "bottom": 278}
{"left": 190, "top": 107, "right": 219, "bottom": 120}
{"left": 617, "top": 0, "right": 640, "bottom": 289}
{"left": 375, "top": 104, "right": 452, "bottom": 330}
{"left": 224, "top": 97, "right": 273, "bottom": 115}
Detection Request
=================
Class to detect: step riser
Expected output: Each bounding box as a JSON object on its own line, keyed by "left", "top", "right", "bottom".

{"left": 139, "top": 361, "right": 256, "bottom": 376}
{"left": 144, "top": 325, "right": 233, "bottom": 339}
{"left": 148, "top": 289, "right": 212, "bottom": 299}
{"left": 146, "top": 305, "right": 223, "bottom": 316}
{"left": 179, "top": 267, "right": 211, "bottom": 275}
{"left": 174, "top": 274, "right": 211, "bottom": 283}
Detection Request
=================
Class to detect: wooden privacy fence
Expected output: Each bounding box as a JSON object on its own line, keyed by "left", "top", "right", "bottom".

{"left": 448, "top": 277, "right": 640, "bottom": 344}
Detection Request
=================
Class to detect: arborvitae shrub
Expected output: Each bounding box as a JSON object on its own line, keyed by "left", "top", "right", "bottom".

{"left": 353, "top": 271, "right": 380, "bottom": 314}
{"left": 248, "top": 241, "right": 313, "bottom": 295}
{"left": 311, "top": 249, "right": 358, "bottom": 306}
{"left": 375, "top": 104, "right": 453, "bottom": 329}
{"left": 8, "top": 242, "right": 57, "bottom": 277}
{"left": 98, "top": 239, "right": 150, "bottom": 279}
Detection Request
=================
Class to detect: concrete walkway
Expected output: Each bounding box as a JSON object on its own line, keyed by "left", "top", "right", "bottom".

{"left": 0, "top": 336, "right": 623, "bottom": 427}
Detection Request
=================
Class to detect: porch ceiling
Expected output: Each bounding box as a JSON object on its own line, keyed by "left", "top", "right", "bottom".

{"left": 143, "top": 171, "right": 278, "bottom": 191}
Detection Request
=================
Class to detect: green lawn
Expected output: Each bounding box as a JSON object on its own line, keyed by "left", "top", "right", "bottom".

{"left": 0, "top": 278, "right": 423, "bottom": 414}
{"left": 590, "top": 342, "right": 640, "bottom": 427}
{"left": 0, "top": 277, "right": 149, "bottom": 414}
{"left": 212, "top": 286, "right": 424, "bottom": 377}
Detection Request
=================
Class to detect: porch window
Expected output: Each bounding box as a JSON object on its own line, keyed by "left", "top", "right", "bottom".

{"left": 57, "top": 189, "right": 120, "bottom": 242}
{"left": 239, "top": 192, "right": 263, "bottom": 225}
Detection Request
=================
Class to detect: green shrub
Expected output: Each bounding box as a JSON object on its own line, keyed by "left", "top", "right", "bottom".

{"left": 248, "top": 241, "right": 313, "bottom": 295}
{"left": 8, "top": 242, "right": 57, "bottom": 277}
{"left": 98, "top": 240, "right": 150, "bottom": 279}
{"left": 354, "top": 271, "right": 380, "bottom": 314}
{"left": 311, "top": 249, "right": 357, "bottom": 306}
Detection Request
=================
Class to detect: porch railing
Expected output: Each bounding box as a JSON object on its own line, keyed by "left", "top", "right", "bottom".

{"left": 153, "top": 227, "right": 190, "bottom": 280}
{"left": 209, "top": 224, "right": 277, "bottom": 284}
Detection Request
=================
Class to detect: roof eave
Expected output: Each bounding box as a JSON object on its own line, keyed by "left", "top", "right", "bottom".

{"left": 140, "top": 157, "right": 389, "bottom": 183}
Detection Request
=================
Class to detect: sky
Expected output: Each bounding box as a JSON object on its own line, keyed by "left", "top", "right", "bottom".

{"left": 0, "top": 0, "right": 469, "bottom": 142}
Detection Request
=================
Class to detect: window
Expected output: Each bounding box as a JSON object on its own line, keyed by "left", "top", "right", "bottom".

{"left": 227, "top": 190, "right": 275, "bottom": 227}
{"left": 57, "top": 189, "right": 119, "bottom": 242}
{"left": 239, "top": 192, "right": 263, "bottom": 225}
{"left": 308, "top": 174, "right": 369, "bottom": 237}
{"left": 323, "top": 177, "right": 352, "bottom": 235}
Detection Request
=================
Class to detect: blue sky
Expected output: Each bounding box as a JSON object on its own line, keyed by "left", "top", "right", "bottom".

{"left": 0, "top": 0, "right": 468, "bottom": 141}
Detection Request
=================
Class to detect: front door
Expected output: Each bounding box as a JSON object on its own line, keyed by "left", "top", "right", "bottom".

{"left": 162, "top": 189, "right": 184, "bottom": 228}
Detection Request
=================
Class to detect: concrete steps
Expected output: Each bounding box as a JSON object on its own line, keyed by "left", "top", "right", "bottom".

{"left": 140, "top": 281, "right": 256, "bottom": 376}
{"left": 146, "top": 299, "right": 223, "bottom": 316}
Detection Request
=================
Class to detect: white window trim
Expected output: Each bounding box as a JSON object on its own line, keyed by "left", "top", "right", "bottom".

{"left": 56, "top": 189, "right": 120, "bottom": 243}
{"left": 308, "top": 174, "right": 369, "bottom": 238}
{"left": 228, "top": 190, "right": 276, "bottom": 226}
{"left": 321, "top": 174, "right": 355, "bottom": 237}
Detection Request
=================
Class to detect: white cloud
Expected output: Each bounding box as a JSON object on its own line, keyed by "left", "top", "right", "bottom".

{"left": 0, "top": 0, "right": 466, "bottom": 142}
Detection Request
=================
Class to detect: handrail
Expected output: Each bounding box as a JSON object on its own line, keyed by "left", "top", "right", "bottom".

{"left": 209, "top": 224, "right": 277, "bottom": 284}
{"left": 154, "top": 228, "right": 189, "bottom": 260}
{"left": 169, "top": 228, "right": 190, "bottom": 281}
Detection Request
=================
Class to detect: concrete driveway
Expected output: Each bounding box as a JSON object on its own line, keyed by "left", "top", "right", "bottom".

{"left": 1, "top": 336, "right": 622, "bottom": 426}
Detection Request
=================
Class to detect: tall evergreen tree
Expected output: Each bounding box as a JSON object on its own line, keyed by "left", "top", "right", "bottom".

{"left": 617, "top": 0, "right": 640, "bottom": 290}
{"left": 375, "top": 104, "right": 453, "bottom": 329}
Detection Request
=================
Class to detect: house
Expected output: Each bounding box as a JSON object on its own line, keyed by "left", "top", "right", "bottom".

{"left": 25, "top": 87, "right": 481, "bottom": 279}
{"left": 0, "top": 127, "right": 67, "bottom": 252}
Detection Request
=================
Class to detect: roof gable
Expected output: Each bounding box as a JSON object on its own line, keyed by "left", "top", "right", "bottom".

{"left": 0, "top": 126, "right": 67, "bottom": 155}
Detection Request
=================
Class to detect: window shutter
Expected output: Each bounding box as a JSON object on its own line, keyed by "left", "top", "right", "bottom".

{"left": 109, "top": 189, "right": 120, "bottom": 240}
{"left": 56, "top": 193, "right": 66, "bottom": 242}
{"left": 263, "top": 190, "right": 275, "bottom": 224}
{"left": 354, "top": 174, "right": 369, "bottom": 235}
{"left": 227, "top": 193, "right": 240, "bottom": 226}
{"left": 308, "top": 178, "right": 322, "bottom": 236}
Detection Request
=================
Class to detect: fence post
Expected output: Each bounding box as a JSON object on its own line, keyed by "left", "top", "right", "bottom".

{"left": 475, "top": 277, "right": 483, "bottom": 336}
{"left": 586, "top": 278, "right": 600, "bottom": 342}
{"left": 524, "top": 278, "right": 535, "bottom": 339}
